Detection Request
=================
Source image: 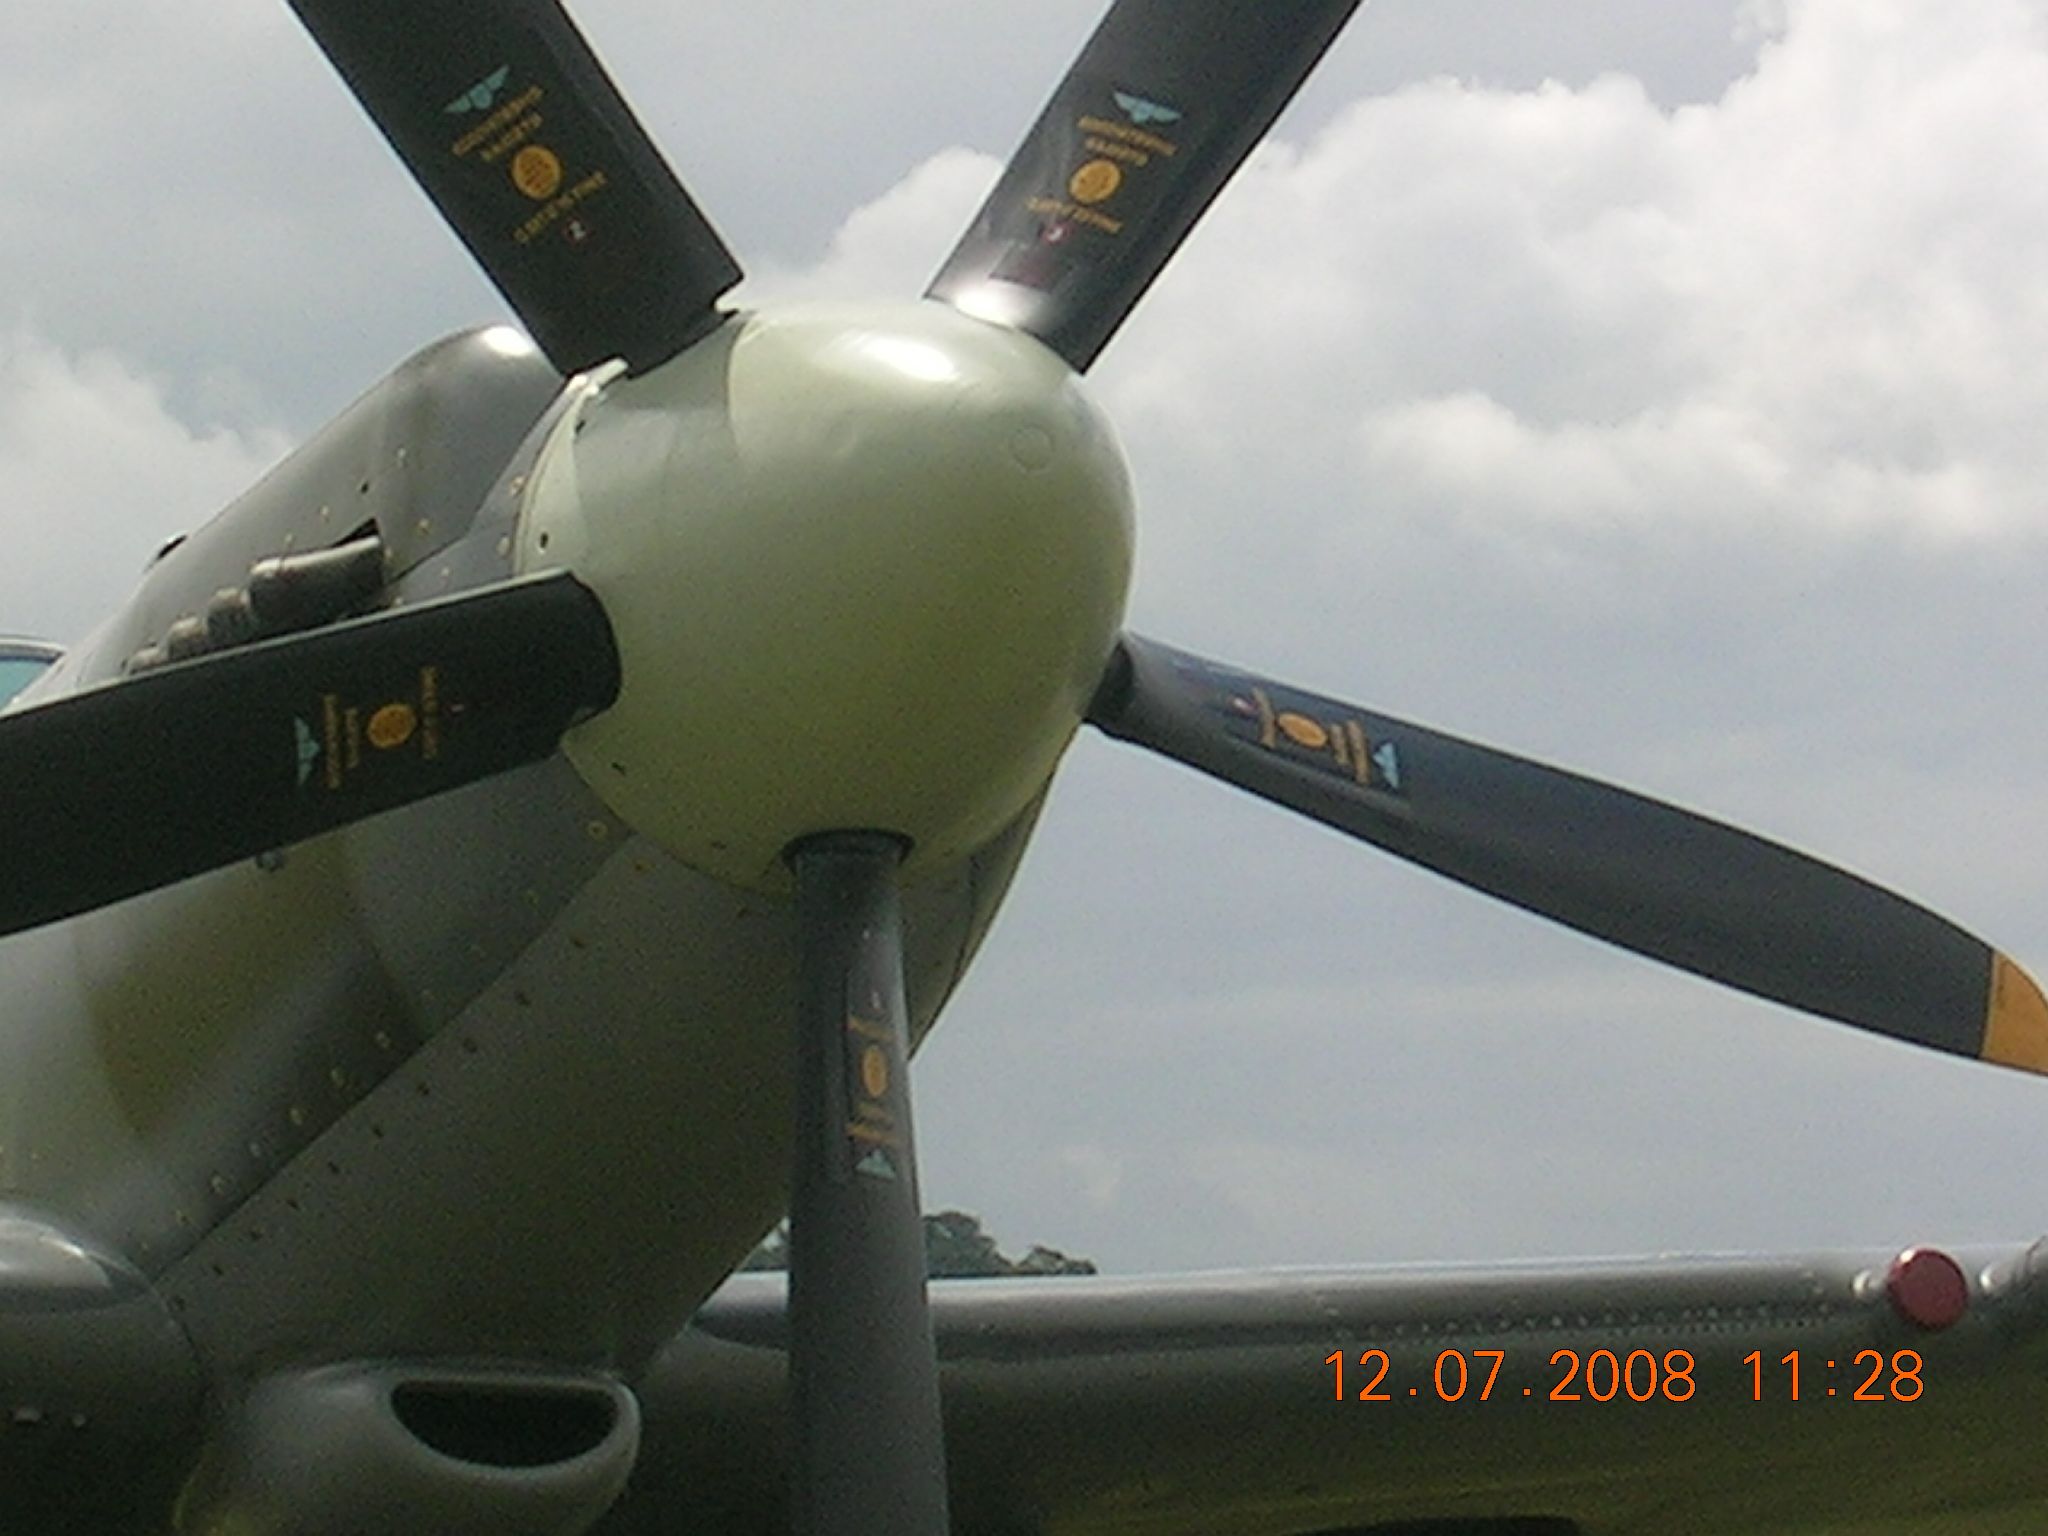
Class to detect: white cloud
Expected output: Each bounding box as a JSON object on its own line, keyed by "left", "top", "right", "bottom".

{"left": 0, "top": 332, "right": 287, "bottom": 643}
{"left": 1736, "top": 0, "right": 1793, "bottom": 44}
{"left": 9, "top": 0, "right": 2048, "bottom": 1273}
{"left": 921, "top": 0, "right": 2048, "bottom": 1268}
{"left": 1105, "top": 0, "right": 2048, "bottom": 554}
{"left": 736, "top": 147, "right": 1002, "bottom": 306}
{"left": 1056, "top": 1145, "right": 1126, "bottom": 1211}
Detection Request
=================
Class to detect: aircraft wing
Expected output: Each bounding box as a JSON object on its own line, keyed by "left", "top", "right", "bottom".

{"left": 611, "top": 1244, "right": 2048, "bottom": 1534}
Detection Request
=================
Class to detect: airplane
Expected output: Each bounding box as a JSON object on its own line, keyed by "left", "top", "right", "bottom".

{"left": 6, "top": 1, "right": 2048, "bottom": 1533}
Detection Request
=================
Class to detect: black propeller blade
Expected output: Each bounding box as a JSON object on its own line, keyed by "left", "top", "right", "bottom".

{"left": 0, "top": 574, "right": 619, "bottom": 941}
{"left": 785, "top": 835, "right": 949, "bottom": 1536}
{"left": 1088, "top": 634, "right": 2048, "bottom": 1077}
{"left": 287, "top": 0, "right": 742, "bottom": 376}
{"left": 927, "top": 0, "right": 1362, "bottom": 371}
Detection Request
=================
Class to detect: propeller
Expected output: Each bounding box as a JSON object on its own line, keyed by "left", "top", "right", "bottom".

{"left": 0, "top": 574, "right": 618, "bottom": 941}
{"left": 285, "top": 0, "right": 743, "bottom": 376}
{"left": 927, "top": 0, "right": 1363, "bottom": 371}
{"left": 785, "top": 836, "right": 949, "bottom": 1536}
{"left": 33, "top": 6, "right": 2033, "bottom": 1536}
{"left": 757, "top": 14, "right": 1365, "bottom": 1524}
{"left": 1087, "top": 634, "right": 2048, "bottom": 1077}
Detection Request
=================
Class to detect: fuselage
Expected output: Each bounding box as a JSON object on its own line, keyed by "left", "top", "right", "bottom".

{"left": 0, "top": 304, "right": 1134, "bottom": 1387}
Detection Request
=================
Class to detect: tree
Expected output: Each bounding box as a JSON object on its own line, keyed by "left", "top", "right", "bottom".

{"left": 739, "top": 1211, "right": 1097, "bottom": 1277}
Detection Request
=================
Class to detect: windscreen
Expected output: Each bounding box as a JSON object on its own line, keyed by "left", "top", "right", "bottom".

{"left": 0, "top": 645, "right": 59, "bottom": 708}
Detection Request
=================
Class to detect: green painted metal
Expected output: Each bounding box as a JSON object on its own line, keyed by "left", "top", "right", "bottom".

{"left": 518, "top": 301, "right": 1135, "bottom": 891}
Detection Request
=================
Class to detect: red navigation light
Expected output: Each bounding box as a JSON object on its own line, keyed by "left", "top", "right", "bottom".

{"left": 1886, "top": 1247, "right": 1970, "bottom": 1331}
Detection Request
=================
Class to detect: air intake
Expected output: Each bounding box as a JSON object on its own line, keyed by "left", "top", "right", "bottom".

{"left": 391, "top": 1379, "right": 620, "bottom": 1467}
{"left": 181, "top": 1362, "right": 639, "bottom": 1536}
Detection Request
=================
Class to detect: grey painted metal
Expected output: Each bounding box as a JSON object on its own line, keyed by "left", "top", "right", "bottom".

{"left": 0, "top": 312, "right": 1043, "bottom": 1413}
{"left": 787, "top": 835, "right": 950, "bottom": 1536}
{"left": 0, "top": 326, "right": 596, "bottom": 1280}
{"left": 0, "top": 1206, "right": 202, "bottom": 1533}
{"left": 615, "top": 1243, "right": 2048, "bottom": 1535}
{"left": 390, "top": 359, "right": 596, "bottom": 604}
{"left": 1090, "top": 634, "right": 2003, "bottom": 1063}
{"left": 181, "top": 1361, "right": 639, "bottom": 1535}
{"left": 146, "top": 804, "right": 1030, "bottom": 1383}
{"left": 45, "top": 327, "right": 564, "bottom": 706}
{"left": 0, "top": 1206, "right": 198, "bottom": 1418}
{"left": 0, "top": 785, "right": 1033, "bottom": 1530}
{"left": 10, "top": 6, "right": 2043, "bottom": 1520}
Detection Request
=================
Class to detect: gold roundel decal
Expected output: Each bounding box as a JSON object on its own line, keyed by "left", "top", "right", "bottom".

{"left": 860, "top": 1043, "right": 890, "bottom": 1100}
{"left": 512, "top": 145, "right": 564, "bottom": 201}
{"left": 366, "top": 703, "right": 419, "bottom": 751}
{"left": 1069, "top": 158, "right": 1123, "bottom": 205}
{"left": 1276, "top": 712, "right": 1330, "bottom": 750}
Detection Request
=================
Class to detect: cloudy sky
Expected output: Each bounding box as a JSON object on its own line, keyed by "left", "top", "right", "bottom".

{"left": 8, "top": 0, "right": 2048, "bottom": 1274}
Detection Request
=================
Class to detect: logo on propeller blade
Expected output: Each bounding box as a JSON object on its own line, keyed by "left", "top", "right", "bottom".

{"left": 444, "top": 66, "right": 512, "bottom": 117}
{"left": 1217, "top": 685, "right": 1407, "bottom": 796}
{"left": 293, "top": 717, "right": 321, "bottom": 789}
{"left": 1373, "top": 741, "right": 1403, "bottom": 791}
{"left": 1113, "top": 91, "right": 1182, "bottom": 128}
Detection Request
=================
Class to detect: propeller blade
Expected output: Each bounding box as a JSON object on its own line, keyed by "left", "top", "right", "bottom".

{"left": 926, "top": 0, "right": 1362, "bottom": 371}
{"left": 0, "top": 574, "right": 619, "bottom": 940}
{"left": 1087, "top": 635, "right": 2048, "bottom": 1077}
{"left": 286, "top": 0, "right": 742, "bottom": 376}
{"left": 786, "top": 834, "right": 949, "bottom": 1536}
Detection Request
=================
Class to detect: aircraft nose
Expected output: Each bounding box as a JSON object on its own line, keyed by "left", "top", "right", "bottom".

{"left": 515, "top": 301, "right": 1136, "bottom": 890}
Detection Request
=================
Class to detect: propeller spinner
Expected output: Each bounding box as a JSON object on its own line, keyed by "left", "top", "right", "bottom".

{"left": 2, "top": 2, "right": 2041, "bottom": 1534}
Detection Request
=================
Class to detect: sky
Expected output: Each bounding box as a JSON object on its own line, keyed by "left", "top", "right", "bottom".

{"left": 7, "top": 0, "right": 2048, "bottom": 1274}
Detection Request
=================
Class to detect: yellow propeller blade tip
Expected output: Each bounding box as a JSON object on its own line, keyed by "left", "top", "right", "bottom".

{"left": 1984, "top": 953, "right": 2048, "bottom": 1075}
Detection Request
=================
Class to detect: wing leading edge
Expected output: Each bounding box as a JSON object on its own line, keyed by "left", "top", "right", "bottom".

{"left": 612, "top": 1243, "right": 2048, "bottom": 1534}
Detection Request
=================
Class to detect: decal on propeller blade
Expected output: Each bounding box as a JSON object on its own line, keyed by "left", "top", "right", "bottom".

{"left": 854, "top": 1148, "right": 899, "bottom": 1182}
{"left": 1373, "top": 741, "right": 1403, "bottom": 791}
{"left": 999, "top": 76, "right": 1192, "bottom": 255}
{"left": 843, "top": 1008, "right": 907, "bottom": 1176}
{"left": 444, "top": 65, "right": 512, "bottom": 117}
{"left": 366, "top": 703, "right": 418, "bottom": 751}
{"left": 512, "top": 145, "right": 565, "bottom": 200}
{"left": 1079, "top": 112, "right": 1180, "bottom": 163}
{"left": 992, "top": 225, "right": 1078, "bottom": 292}
{"left": 1026, "top": 194, "right": 1123, "bottom": 237}
{"left": 1166, "top": 650, "right": 1407, "bottom": 797}
{"left": 293, "top": 716, "right": 321, "bottom": 788}
{"left": 1113, "top": 90, "right": 1183, "bottom": 128}
{"left": 1233, "top": 689, "right": 1391, "bottom": 790}
{"left": 322, "top": 693, "right": 345, "bottom": 790}
{"left": 305, "top": 667, "right": 444, "bottom": 793}
{"left": 439, "top": 68, "right": 620, "bottom": 249}
{"left": 860, "top": 1043, "right": 891, "bottom": 1099}
{"left": 514, "top": 170, "right": 611, "bottom": 247}
{"left": 450, "top": 86, "right": 545, "bottom": 162}
{"left": 1275, "top": 712, "right": 1330, "bottom": 751}
{"left": 1070, "top": 159, "right": 1124, "bottom": 205}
